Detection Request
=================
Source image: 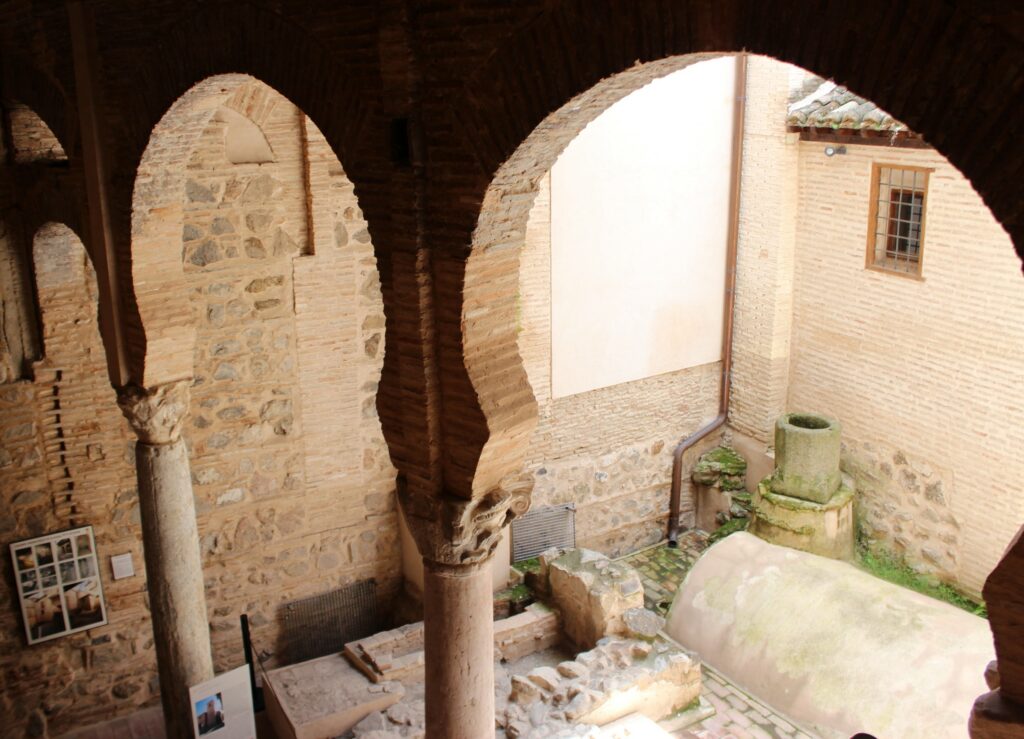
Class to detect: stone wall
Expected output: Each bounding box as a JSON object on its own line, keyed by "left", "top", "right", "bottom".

{"left": 0, "top": 224, "right": 147, "bottom": 733}
{"left": 179, "top": 82, "right": 399, "bottom": 668}
{"left": 0, "top": 82, "right": 400, "bottom": 734}
{"left": 786, "top": 138, "right": 1024, "bottom": 594}
{"left": 518, "top": 173, "right": 723, "bottom": 557}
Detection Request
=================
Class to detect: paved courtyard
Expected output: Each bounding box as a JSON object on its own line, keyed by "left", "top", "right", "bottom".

{"left": 620, "top": 535, "right": 820, "bottom": 739}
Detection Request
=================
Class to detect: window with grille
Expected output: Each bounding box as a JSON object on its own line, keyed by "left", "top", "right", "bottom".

{"left": 866, "top": 164, "right": 930, "bottom": 277}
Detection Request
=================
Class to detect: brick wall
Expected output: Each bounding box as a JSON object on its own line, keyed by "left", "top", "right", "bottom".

{"left": 0, "top": 223, "right": 146, "bottom": 732}
{"left": 786, "top": 138, "right": 1024, "bottom": 595}
{"left": 729, "top": 56, "right": 799, "bottom": 445}
{"left": 0, "top": 213, "right": 39, "bottom": 380}
{"left": 5, "top": 102, "right": 66, "bottom": 163}
{"left": 518, "top": 173, "right": 723, "bottom": 557}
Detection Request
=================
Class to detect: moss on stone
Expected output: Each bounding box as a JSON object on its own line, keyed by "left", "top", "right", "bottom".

{"left": 750, "top": 510, "right": 816, "bottom": 536}
{"left": 708, "top": 516, "right": 749, "bottom": 545}
{"left": 701, "top": 446, "right": 747, "bottom": 474}
{"left": 759, "top": 483, "right": 854, "bottom": 512}
{"left": 513, "top": 556, "right": 541, "bottom": 574}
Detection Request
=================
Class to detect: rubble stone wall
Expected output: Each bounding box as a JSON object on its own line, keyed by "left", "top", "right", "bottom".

{"left": 179, "top": 84, "right": 399, "bottom": 668}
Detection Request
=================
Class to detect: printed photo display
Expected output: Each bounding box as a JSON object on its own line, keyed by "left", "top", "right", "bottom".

{"left": 189, "top": 666, "right": 256, "bottom": 739}
{"left": 10, "top": 526, "right": 107, "bottom": 645}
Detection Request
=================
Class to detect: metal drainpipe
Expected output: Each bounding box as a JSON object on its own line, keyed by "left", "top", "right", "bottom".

{"left": 667, "top": 52, "right": 747, "bottom": 547}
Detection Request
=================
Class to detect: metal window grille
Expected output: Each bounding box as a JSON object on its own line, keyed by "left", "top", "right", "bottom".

{"left": 277, "top": 579, "right": 379, "bottom": 665}
{"left": 870, "top": 165, "right": 928, "bottom": 276}
{"left": 511, "top": 503, "right": 576, "bottom": 562}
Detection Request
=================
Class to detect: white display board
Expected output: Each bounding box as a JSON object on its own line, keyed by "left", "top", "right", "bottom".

{"left": 550, "top": 57, "right": 736, "bottom": 397}
{"left": 191, "top": 665, "right": 256, "bottom": 738}
{"left": 10, "top": 525, "right": 108, "bottom": 645}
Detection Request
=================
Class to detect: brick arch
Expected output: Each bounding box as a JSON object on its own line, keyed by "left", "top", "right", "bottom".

{"left": 129, "top": 73, "right": 368, "bottom": 386}
{"left": 452, "top": 0, "right": 1023, "bottom": 504}
{"left": 457, "top": 0, "right": 1023, "bottom": 249}
{"left": 119, "top": 3, "right": 374, "bottom": 385}
{"left": 463, "top": 55, "right": 714, "bottom": 497}
{"left": 119, "top": 3, "right": 368, "bottom": 167}
{"left": 31, "top": 222, "right": 96, "bottom": 361}
{"left": 0, "top": 53, "right": 75, "bottom": 156}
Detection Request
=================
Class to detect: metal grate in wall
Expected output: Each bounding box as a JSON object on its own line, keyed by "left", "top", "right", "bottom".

{"left": 511, "top": 503, "right": 576, "bottom": 562}
{"left": 277, "top": 578, "right": 379, "bottom": 664}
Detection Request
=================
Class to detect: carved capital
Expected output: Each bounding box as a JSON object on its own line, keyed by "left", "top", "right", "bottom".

{"left": 399, "top": 478, "right": 533, "bottom": 567}
{"left": 117, "top": 381, "right": 191, "bottom": 445}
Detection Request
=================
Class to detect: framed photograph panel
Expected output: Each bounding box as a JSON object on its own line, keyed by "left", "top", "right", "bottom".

{"left": 9, "top": 526, "right": 108, "bottom": 645}
{"left": 190, "top": 665, "right": 256, "bottom": 738}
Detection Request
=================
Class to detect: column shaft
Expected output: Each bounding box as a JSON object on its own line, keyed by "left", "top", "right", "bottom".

{"left": 137, "top": 437, "right": 213, "bottom": 739}
{"left": 423, "top": 559, "right": 494, "bottom": 739}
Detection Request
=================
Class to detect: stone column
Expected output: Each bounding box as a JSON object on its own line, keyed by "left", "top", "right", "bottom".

{"left": 970, "top": 524, "right": 1024, "bottom": 738}
{"left": 423, "top": 559, "right": 494, "bottom": 737}
{"left": 400, "top": 483, "right": 531, "bottom": 739}
{"left": 118, "top": 381, "right": 213, "bottom": 739}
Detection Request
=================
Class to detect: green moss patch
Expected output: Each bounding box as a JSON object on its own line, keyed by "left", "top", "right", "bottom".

{"left": 708, "top": 516, "right": 749, "bottom": 545}
{"left": 512, "top": 556, "right": 541, "bottom": 574}
{"left": 856, "top": 546, "right": 987, "bottom": 617}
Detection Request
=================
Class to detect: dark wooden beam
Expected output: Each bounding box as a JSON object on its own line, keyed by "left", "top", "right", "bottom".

{"left": 67, "top": 1, "right": 129, "bottom": 386}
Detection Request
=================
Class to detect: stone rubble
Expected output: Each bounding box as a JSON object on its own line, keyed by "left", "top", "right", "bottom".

{"left": 503, "top": 635, "right": 701, "bottom": 738}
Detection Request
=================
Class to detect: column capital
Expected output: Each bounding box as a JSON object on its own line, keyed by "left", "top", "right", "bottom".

{"left": 400, "top": 478, "right": 532, "bottom": 567}
{"left": 117, "top": 380, "right": 191, "bottom": 445}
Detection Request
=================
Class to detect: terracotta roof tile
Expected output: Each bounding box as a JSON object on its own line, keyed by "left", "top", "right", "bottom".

{"left": 787, "top": 79, "right": 909, "bottom": 132}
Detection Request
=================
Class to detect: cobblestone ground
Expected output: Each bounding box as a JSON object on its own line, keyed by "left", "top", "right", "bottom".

{"left": 619, "top": 536, "right": 820, "bottom": 739}
{"left": 686, "top": 667, "right": 818, "bottom": 739}
{"left": 620, "top": 530, "right": 709, "bottom": 615}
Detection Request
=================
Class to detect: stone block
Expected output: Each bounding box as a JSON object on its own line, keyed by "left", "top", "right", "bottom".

{"left": 549, "top": 549, "right": 645, "bottom": 649}
{"left": 622, "top": 608, "right": 664, "bottom": 640}
{"left": 771, "top": 413, "right": 841, "bottom": 503}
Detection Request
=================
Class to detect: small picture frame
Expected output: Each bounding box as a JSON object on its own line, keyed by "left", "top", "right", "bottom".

{"left": 9, "top": 526, "right": 108, "bottom": 645}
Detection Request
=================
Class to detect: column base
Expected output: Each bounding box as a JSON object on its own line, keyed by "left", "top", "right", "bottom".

{"left": 969, "top": 690, "right": 1024, "bottom": 738}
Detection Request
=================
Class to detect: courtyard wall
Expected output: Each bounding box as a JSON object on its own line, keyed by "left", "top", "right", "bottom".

{"left": 0, "top": 83, "right": 401, "bottom": 734}
{"left": 786, "top": 136, "right": 1024, "bottom": 594}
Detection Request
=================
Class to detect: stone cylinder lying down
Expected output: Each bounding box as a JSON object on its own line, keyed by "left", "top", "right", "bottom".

{"left": 665, "top": 532, "right": 993, "bottom": 739}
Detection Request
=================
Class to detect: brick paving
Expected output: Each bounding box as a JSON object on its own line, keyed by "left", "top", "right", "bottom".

{"left": 620, "top": 530, "right": 709, "bottom": 615}
{"left": 620, "top": 537, "right": 819, "bottom": 739}
{"left": 686, "top": 666, "right": 818, "bottom": 739}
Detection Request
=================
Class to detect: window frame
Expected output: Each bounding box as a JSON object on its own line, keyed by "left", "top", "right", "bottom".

{"left": 865, "top": 162, "right": 931, "bottom": 280}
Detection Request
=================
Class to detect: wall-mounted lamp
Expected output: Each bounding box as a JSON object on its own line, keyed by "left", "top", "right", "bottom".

{"left": 824, "top": 145, "right": 847, "bottom": 157}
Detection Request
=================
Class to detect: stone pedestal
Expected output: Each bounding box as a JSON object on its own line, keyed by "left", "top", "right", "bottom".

{"left": 970, "top": 690, "right": 1024, "bottom": 738}
{"left": 119, "top": 382, "right": 214, "bottom": 739}
{"left": 970, "top": 525, "right": 1024, "bottom": 737}
{"left": 750, "top": 480, "right": 855, "bottom": 560}
{"left": 750, "top": 412, "right": 854, "bottom": 560}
